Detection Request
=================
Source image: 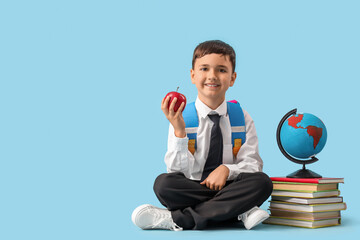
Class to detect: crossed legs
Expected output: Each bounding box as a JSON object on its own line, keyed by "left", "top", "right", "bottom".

{"left": 153, "top": 171, "right": 273, "bottom": 230}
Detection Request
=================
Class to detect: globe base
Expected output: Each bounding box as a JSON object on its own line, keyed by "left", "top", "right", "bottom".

{"left": 287, "top": 168, "right": 322, "bottom": 178}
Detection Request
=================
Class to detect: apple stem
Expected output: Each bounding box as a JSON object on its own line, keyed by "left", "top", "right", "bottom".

{"left": 176, "top": 86, "right": 179, "bottom": 92}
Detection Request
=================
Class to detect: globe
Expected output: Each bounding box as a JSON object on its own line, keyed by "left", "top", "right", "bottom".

{"left": 276, "top": 109, "right": 327, "bottom": 178}
{"left": 280, "top": 113, "right": 327, "bottom": 159}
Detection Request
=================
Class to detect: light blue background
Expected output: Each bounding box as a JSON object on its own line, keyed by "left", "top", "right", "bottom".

{"left": 1, "top": 0, "right": 359, "bottom": 239}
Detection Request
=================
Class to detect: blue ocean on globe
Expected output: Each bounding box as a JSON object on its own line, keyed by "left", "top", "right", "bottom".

{"left": 280, "top": 113, "right": 327, "bottom": 159}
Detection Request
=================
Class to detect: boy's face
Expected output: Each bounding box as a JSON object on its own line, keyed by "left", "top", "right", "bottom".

{"left": 191, "top": 53, "right": 236, "bottom": 104}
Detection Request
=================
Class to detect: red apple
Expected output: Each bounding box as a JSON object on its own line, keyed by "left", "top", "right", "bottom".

{"left": 165, "top": 87, "right": 187, "bottom": 112}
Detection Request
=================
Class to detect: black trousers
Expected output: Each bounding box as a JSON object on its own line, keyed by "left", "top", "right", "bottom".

{"left": 153, "top": 171, "right": 273, "bottom": 230}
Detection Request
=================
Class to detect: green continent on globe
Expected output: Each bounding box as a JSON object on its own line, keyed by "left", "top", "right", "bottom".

{"left": 287, "top": 114, "right": 323, "bottom": 149}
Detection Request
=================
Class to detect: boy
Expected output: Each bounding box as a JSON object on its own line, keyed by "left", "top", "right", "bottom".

{"left": 132, "top": 40, "right": 273, "bottom": 231}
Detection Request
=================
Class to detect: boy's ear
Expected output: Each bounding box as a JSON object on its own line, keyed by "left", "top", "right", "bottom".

{"left": 190, "top": 69, "right": 195, "bottom": 84}
{"left": 230, "top": 72, "right": 237, "bottom": 87}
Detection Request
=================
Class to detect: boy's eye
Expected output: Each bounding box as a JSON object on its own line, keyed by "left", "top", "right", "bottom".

{"left": 200, "top": 67, "right": 208, "bottom": 71}
{"left": 219, "top": 69, "right": 227, "bottom": 73}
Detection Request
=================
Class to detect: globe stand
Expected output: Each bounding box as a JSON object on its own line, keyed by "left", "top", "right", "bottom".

{"left": 287, "top": 161, "right": 322, "bottom": 178}
{"left": 276, "top": 109, "right": 322, "bottom": 179}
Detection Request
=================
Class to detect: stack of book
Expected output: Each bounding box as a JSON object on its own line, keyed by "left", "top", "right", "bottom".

{"left": 263, "top": 177, "right": 346, "bottom": 228}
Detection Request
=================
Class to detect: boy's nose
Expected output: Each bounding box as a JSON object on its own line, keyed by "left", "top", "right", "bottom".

{"left": 207, "top": 69, "right": 217, "bottom": 80}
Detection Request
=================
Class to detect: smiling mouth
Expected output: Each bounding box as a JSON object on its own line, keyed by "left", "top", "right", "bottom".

{"left": 204, "top": 83, "right": 220, "bottom": 87}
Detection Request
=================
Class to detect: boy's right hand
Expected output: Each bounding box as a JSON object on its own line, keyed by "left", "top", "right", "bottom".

{"left": 161, "top": 96, "right": 186, "bottom": 138}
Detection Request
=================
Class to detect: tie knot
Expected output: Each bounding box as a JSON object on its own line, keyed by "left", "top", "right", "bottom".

{"left": 208, "top": 114, "right": 221, "bottom": 124}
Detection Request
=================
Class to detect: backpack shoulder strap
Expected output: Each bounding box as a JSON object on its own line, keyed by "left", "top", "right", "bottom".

{"left": 182, "top": 102, "right": 198, "bottom": 154}
{"left": 227, "top": 100, "right": 246, "bottom": 157}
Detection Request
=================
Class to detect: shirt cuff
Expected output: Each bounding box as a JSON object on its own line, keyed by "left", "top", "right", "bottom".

{"left": 222, "top": 164, "right": 240, "bottom": 181}
{"left": 168, "top": 134, "right": 189, "bottom": 152}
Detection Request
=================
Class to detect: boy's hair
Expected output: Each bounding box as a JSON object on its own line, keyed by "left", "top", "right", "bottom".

{"left": 192, "top": 40, "right": 236, "bottom": 73}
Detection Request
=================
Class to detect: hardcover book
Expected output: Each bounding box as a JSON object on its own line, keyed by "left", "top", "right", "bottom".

{"left": 269, "top": 201, "right": 347, "bottom": 212}
{"left": 272, "top": 182, "right": 338, "bottom": 191}
{"left": 271, "top": 196, "right": 343, "bottom": 204}
{"left": 270, "top": 177, "right": 344, "bottom": 184}
{"left": 263, "top": 217, "right": 341, "bottom": 228}
{"left": 271, "top": 190, "right": 340, "bottom": 198}
{"left": 268, "top": 209, "right": 341, "bottom": 221}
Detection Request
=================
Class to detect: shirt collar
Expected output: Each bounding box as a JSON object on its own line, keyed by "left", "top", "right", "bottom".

{"left": 195, "top": 97, "right": 227, "bottom": 119}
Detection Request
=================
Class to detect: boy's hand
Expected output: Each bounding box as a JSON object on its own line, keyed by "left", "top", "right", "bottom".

{"left": 200, "top": 165, "right": 229, "bottom": 191}
{"left": 161, "top": 96, "right": 186, "bottom": 138}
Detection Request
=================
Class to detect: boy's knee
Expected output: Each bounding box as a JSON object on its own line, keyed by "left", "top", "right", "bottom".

{"left": 153, "top": 172, "right": 183, "bottom": 196}
{"left": 254, "top": 172, "right": 273, "bottom": 196}
{"left": 153, "top": 173, "right": 168, "bottom": 196}
{"left": 236, "top": 172, "right": 273, "bottom": 195}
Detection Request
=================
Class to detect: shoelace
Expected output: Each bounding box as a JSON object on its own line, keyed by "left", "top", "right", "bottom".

{"left": 153, "top": 220, "right": 183, "bottom": 231}
{"left": 151, "top": 208, "right": 183, "bottom": 231}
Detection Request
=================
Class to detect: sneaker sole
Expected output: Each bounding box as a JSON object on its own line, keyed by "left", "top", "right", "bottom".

{"left": 131, "top": 204, "right": 152, "bottom": 229}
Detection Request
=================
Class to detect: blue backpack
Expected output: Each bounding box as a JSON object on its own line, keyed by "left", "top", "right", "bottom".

{"left": 182, "top": 100, "right": 246, "bottom": 157}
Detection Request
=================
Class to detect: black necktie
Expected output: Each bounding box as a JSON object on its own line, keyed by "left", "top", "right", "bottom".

{"left": 201, "top": 114, "right": 223, "bottom": 181}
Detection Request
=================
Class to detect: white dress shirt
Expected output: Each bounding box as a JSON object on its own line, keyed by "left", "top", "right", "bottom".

{"left": 164, "top": 97, "right": 263, "bottom": 181}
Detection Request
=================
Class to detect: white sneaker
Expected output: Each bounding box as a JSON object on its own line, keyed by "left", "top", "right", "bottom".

{"left": 238, "top": 206, "right": 269, "bottom": 230}
{"left": 131, "top": 204, "right": 183, "bottom": 231}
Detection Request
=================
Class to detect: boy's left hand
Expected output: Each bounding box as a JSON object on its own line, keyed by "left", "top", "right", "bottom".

{"left": 200, "top": 165, "right": 229, "bottom": 191}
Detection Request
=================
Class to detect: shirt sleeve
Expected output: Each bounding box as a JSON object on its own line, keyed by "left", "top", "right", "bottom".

{"left": 164, "top": 124, "right": 194, "bottom": 178}
{"left": 222, "top": 110, "right": 264, "bottom": 180}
